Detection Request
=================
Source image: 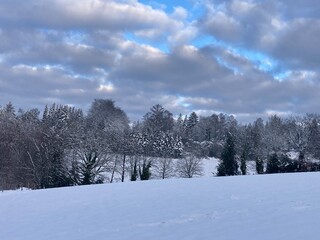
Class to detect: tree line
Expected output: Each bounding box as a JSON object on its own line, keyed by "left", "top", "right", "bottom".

{"left": 0, "top": 99, "right": 320, "bottom": 190}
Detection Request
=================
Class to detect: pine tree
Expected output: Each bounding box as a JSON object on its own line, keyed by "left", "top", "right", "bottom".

{"left": 217, "top": 163, "right": 226, "bottom": 176}
{"left": 4, "top": 102, "right": 16, "bottom": 119}
{"left": 173, "top": 113, "right": 184, "bottom": 137}
{"left": 143, "top": 104, "right": 174, "bottom": 134}
{"left": 42, "top": 105, "right": 49, "bottom": 122}
{"left": 217, "top": 132, "right": 238, "bottom": 176}
{"left": 130, "top": 160, "right": 138, "bottom": 181}
{"left": 186, "top": 112, "right": 198, "bottom": 139}
{"left": 187, "top": 112, "right": 198, "bottom": 129}
{"left": 308, "top": 118, "right": 320, "bottom": 158}
{"left": 140, "top": 161, "right": 151, "bottom": 180}
{"left": 266, "top": 152, "right": 280, "bottom": 174}
{"left": 255, "top": 157, "right": 264, "bottom": 174}
{"left": 240, "top": 150, "right": 247, "bottom": 175}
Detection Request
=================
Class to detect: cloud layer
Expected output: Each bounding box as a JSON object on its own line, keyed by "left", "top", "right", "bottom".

{"left": 0, "top": 0, "right": 319, "bottom": 122}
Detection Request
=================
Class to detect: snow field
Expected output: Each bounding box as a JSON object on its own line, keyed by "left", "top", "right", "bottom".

{"left": 1, "top": 172, "right": 320, "bottom": 240}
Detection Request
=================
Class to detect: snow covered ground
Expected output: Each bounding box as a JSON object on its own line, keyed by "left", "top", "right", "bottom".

{"left": 1, "top": 172, "right": 320, "bottom": 240}
{"left": 202, "top": 157, "right": 256, "bottom": 176}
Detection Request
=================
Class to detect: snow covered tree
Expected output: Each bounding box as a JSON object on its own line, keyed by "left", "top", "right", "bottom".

{"left": 3, "top": 98, "right": 320, "bottom": 188}
{"left": 114, "top": 129, "right": 134, "bottom": 182}
{"left": 152, "top": 132, "right": 183, "bottom": 158}
{"left": 250, "top": 118, "right": 265, "bottom": 160}
{"left": 143, "top": 104, "right": 174, "bottom": 134}
{"left": 278, "top": 154, "right": 299, "bottom": 173}
{"left": 70, "top": 99, "right": 128, "bottom": 185}
{"left": 236, "top": 125, "right": 251, "bottom": 175}
{"left": 152, "top": 132, "right": 183, "bottom": 179}
{"left": 40, "top": 104, "right": 83, "bottom": 188}
{"left": 306, "top": 116, "right": 320, "bottom": 158}
{"left": 284, "top": 116, "right": 309, "bottom": 161}
{"left": 127, "top": 129, "right": 154, "bottom": 181}
{"left": 207, "top": 114, "right": 224, "bottom": 142}
{"left": 185, "top": 112, "right": 198, "bottom": 140}
{"left": 187, "top": 112, "right": 198, "bottom": 129}
{"left": 265, "top": 115, "right": 286, "bottom": 153}
{"left": 16, "top": 108, "right": 43, "bottom": 189}
{"left": 0, "top": 103, "right": 20, "bottom": 190}
{"left": 173, "top": 114, "right": 185, "bottom": 136}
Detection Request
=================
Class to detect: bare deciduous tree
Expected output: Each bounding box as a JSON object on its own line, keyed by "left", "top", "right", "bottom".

{"left": 175, "top": 153, "right": 203, "bottom": 178}
{"left": 153, "top": 158, "right": 175, "bottom": 179}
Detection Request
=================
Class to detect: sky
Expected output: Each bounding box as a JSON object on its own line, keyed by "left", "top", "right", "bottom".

{"left": 0, "top": 0, "right": 319, "bottom": 122}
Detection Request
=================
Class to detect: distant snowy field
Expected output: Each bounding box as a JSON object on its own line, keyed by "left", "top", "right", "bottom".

{"left": 110, "top": 157, "right": 254, "bottom": 182}
{"left": 202, "top": 157, "right": 256, "bottom": 176}
{"left": 2, "top": 172, "right": 320, "bottom": 240}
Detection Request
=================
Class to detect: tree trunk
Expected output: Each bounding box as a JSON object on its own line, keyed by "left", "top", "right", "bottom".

{"left": 121, "top": 154, "right": 126, "bottom": 182}
{"left": 110, "top": 157, "right": 117, "bottom": 183}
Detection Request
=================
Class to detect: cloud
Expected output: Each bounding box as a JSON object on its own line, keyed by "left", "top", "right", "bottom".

{"left": 199, "top": 0, "right": 320, "bottom": 72}
{"left": 106, "top": 43, "right": 320, "bottom": 121}
{"left": 268, "top": 19, "right": 320, "bottom": 71}
{"left": 0, "top": 0, "right": 320, "bottom": 123}
{"left": 0, "top": 0, "right": 177, "bottom": 31}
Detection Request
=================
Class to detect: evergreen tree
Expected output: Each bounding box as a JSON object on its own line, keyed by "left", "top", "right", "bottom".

{"left": 130, "top": 160, "right": 138, "bottom": 181}
{"left": 266, "top": 152, "right": 280, "bottom": 174}
{"left": 139, "top": 161, "right": 151, "bottom": 180}
{"left": 251, "top": 118, "right": 265, "bottom": 160}
{"left": 186, "top": 112, "right": 198, "bottom": 139}
{"left": 240, "top": 150, "right": 247, "bottom": 175}
{"left": 42, "top": 105, "right": 49, "bottom": 121}
{"left": 216, "top": 163, "right": 226, "bottom": 176}
{"left": 255, "top": 157, "right": 264, "bottom": 174}
{"left": 217, "top": 132, "right": 238, "bottom": 176}
{"left": 265, "top": 115, "right": 286, "bottom": 152}
{"left": 279, "top": 154, "right": 298, "bottom": 173}
{"left": 5, "top": 102, "right": 15, "bottom": 118}
{"left": 143, "top": 104, "right": 174, "bottom": 134}
{"left": 187, "top": 112, "right": 198, "bottom": 129}
{"left": 307, "top": 117, "right": 320, "bottom": 158}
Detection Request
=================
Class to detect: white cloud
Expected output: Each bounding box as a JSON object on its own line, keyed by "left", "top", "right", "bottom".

{"left": 98, "top": 83, "right": 115, "bottom": 93}
{"left": 172, "top": 6, "right": 188, "bottom": 20}
{"left": 169, "top": 25, "right": 198, "bottom": 45}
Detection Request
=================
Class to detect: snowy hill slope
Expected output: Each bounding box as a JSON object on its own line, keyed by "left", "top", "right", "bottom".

{"left": 1, "top": 173, "right": 320, "bottom": 240}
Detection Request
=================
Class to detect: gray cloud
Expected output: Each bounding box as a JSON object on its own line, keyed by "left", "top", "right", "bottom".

{"left": 200, "top": 0, "right": 320, "bottom": 72}
{"left": 0, "top": 0, "right": 319, "bottom": 123}
{"left": 107, "top": 44, "right": 320, "bottom": 120}
{"left": 269, "top": 19, "right": 320, "bottom": 71}
{"left": 0, "top": 0, "right": 178, "bottom": 32}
